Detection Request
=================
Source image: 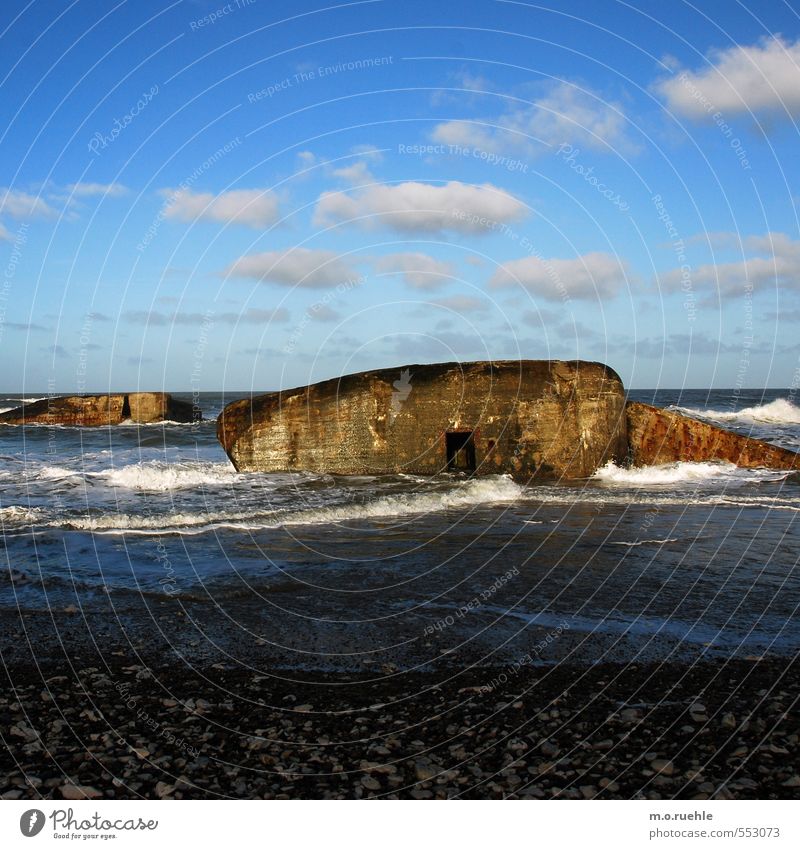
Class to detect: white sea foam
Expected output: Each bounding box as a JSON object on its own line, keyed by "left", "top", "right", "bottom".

{"left": 34, "top": 466, "right": 81, "bottom": 481}
{"left": 592, "top": 460, "right": 790, "bottom": 486}
{"left": 281, "top": 474, "right": 524, "bottom": 525}
{"left": 610, "top": 538, "right": 681, "bottom": 547}
{"left": 53, "top": 475, "right": 525, "bottom": 534}
{"left": 0, "top": 506, "right": 43, "bottom": 525}
{"left": 671, "top": 398, "right": 800, "bottom": 425}
{"left": 95, "top": 461, "right": 237, "bottom": 492}
{"left": 116, "top": 419, "right": 205, "bottom": 428}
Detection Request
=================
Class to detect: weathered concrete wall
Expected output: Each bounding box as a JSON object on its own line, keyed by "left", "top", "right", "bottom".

{"left": 627, "top": 402, "right": 800, "bottom": 470}
{"left": 0, "top": 393, "right": 197, "bottom": 426}
{"left": 217, "top": 360, "right": 628, "bottom": 480}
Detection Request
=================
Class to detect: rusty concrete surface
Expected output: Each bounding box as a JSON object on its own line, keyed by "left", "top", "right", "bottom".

{"left": 626, "top": 401, "right": 800, "bottom": 470}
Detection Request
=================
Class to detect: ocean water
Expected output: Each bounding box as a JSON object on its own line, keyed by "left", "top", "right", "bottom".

{"left": 1, "top": 388, "right": 798, "bottom": 670}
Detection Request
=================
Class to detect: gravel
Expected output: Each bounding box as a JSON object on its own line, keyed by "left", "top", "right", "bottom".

{"left": 2, "top": 655, "right": 799, "bottom": 800}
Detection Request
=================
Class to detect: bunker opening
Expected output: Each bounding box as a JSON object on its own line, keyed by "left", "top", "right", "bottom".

{"left": 121, "top": 394, "right": 131, "bottom": 420}
{"left": 446, "top": 430, "right": 476, "bottom": 472}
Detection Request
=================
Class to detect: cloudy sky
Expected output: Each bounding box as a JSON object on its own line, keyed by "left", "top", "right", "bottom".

{"left": 2, "top": 0, "right": 800, "bottom": 391}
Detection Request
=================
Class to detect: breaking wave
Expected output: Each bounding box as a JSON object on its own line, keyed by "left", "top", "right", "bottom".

{"left": 610, "top": 538, "right": 681, "bottom": 547}
{"left": 0, "top": 505, "right": 43, "bottom": 526}
{"left": 671, "top": 398, "right": 800, "bottom": 425}
{"left": 592, "top": 460, "right": 791, "bottom": 486}
{"left": 95, "top": 461, "right": 237, "bottom": 492}
{"left": 52, "top": 474, "right": 525, "bottom": 534}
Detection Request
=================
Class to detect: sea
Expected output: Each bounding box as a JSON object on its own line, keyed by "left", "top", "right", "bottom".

{"left": 1, "top": 389, "right": 799, "bottom": 672}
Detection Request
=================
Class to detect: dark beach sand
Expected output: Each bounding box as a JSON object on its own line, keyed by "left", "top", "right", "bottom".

{"left": 1, "top": 602, "right": 799, "bottom": 801}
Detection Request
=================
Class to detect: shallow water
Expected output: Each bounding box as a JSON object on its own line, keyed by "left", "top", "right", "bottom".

{"left": 1, "top": 389, "right": 798, "bottom": 670}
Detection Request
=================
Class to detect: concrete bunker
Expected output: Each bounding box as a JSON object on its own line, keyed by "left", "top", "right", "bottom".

{"left": 0, "top": 392, "right": 198, "bottom": 426}
{"left": 217, "top": 360, "right": 629, "bottom": 481}
{"left": 217, "top": 359, "right": 800, "bottom": 479}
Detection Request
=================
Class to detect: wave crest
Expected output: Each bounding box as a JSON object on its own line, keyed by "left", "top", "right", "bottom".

{"left": 96, "top": 461, "right": 236, "bottom": 492}
{"left": 593, "top": 460, "right": 791, "bottom": 486}
{"left": 671, "top": 398, "right": 800, "bottom": 425}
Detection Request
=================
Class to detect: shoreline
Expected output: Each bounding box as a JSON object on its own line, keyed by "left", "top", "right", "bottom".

{"left": 2, "top": 649, "right": 798, "bottom": 800}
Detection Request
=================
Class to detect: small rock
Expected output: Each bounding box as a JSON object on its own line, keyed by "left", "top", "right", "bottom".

{"left": 61, "top": 784, "right": 102, "bottom": 800}
{"left": 415, "top": 763, "right": 438, "bottom": 782}
{"left": 155, "top": 781, "right": 174, "bottom": 798}
{"left": 619, "top": 708, "right": 642, "bottom": 723}
{"left": 410, "top": 789, "right": 432, "bottom": 799}
{"left": 651, "top": 759, "right": 675, "bottom": 776}
{"left": 781, "top": 775, "right": 800, "bottom": 787}
{"left": 361, "top": 776, "right": 381, "bottom": 791}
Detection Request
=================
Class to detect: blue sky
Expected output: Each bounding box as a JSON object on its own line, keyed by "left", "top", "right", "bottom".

{"left": 2, "top": 0, "right": 800, "bottom": 391}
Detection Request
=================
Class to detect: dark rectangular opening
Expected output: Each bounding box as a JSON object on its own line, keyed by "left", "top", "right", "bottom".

{"left": 446, "top": 431, "right": 476, "bottom": 472}
{"left": 121, "top": 394, "right": 131, "bottom": 419}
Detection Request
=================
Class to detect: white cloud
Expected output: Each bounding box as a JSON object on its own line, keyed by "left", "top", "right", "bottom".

{"left": 0, "top": 223, "right": 11, "bottom": 241}
{"left": 491, "top": 252, "right": 627, "bottom": 300}
{"left": 432, "top": 81, "right": 631, "bottom": 154}
{"left": 163, "top": 188, "right": 280, "bottom": 228}
{"left": 0, "top": 188, "right": 57, "bottom": 219}
{"left": 307, "top": 304, "right": 341, "bottom": 322}
{"left": 67, "top": 182, "right": 128, "bottom": 197}
{"left": 314, "top": 180, "right": 527, "bottom": 233}
{"left": 428, "top": 295, "right": 490, "bottom": 313}
{"left": 350, "top": 144, "right": 384, "bottom": 160}
{"left": 659, "top": 232, "right": 800, "bottom": 296}
{"left": 657, "top": 37, "right": 800, "bottom": 119}
{"left": 374, "top": 252, "right": 456, "bottom": 289}
{"left": 226, "top": 248, "right": 358, "bottom": 288}
{"left": 125, "top": 308, "right": 290, "bottom": 326}
{"left": 332, "top": 160, "right": 374, "bottom": 183}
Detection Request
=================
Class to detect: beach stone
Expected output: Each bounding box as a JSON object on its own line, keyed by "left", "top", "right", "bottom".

{"left": 61, "top": 784, "right": 102, "bottom": 800}
{"left": 781, "top": 775, "right": 800, "bottom": 787}
{"left": 361, "top": 776, "right": 381, "bottom": 791}
{"left": 415, "top": 763, "right": 438, "bottom": 782}
{"left": 410, "top": 789, "right": 432, "bottom": 799}
{"left": 540, "top": 740, "right": 559, "bottom": 757}
{"left": 619, "top": 708, "right": 642, "bottom": 723}
{"left": 651, "top": 759, "right": 675, "bottom": 776}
